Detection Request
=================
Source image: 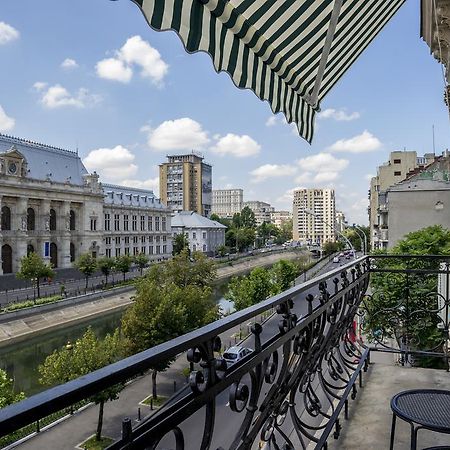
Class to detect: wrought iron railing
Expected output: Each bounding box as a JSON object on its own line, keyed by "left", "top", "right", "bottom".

{"left": 3, "top": 254, "right": 448, "bottom": 449}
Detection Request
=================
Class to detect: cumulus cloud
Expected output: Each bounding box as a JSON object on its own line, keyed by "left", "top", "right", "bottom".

{"left": 211, "top": 134, "right": 261, "bottom": 157}
{"left": 276, "top": 186, "right": 304, "bottom": 206}
{"left": 38, "top": 84, "right": 101, "bottom": 109}
{"left": 297, "top": 152, "right": 349, "bottom": 173}
{"left": 147, "top": 117, "right": 209, "bottom": 151}
{"left": 61, "top": 58, "right": 78, "bottom": 70}
{"left": 313, "top": 171, "right": 339, "bottom": 183}
{"left": 318, "top": 108, "right": 360, "bottom": 121}
{"left": 121, "top": 177, "right": 159, "bottom": 192}
{"left": 96, "top": 35, "right": 168, "bottom": 85}
{"left": 83, "top": 145, "right": 138, "bottom": 181}
{"left": 0, "top": 105, "right": 15, "bottom": 132}
{"left": 327, "top": 130, "right": 382, "bottom": 153}
{"left": 0, "top": 22, "right": 19, "bottom": 45}
{"left": 250, "top": 164, "right": 296, "bottom": 183}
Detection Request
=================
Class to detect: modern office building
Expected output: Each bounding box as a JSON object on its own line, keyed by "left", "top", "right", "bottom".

{"left": 243, "top": 201, "right": 274, "bottom": 226}
{"left": 212, "top": 188, "right": 243, "bottom": 218}
{"left": 369, "top": 150, "right": 436, "bottom": 250}
{"left": 159, "top": 153, "right": 212, "bottom": 217}
{"left": 292, "top": 188, "right": 336, "bottom": 245}
{"left": 171, "top": 211, "right": 226, "bottom": 256}
{"left": 0, "top": 134, "right": 172, "bottom": 274}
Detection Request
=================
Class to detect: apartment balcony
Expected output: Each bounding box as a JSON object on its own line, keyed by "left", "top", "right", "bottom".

{"left": 1, "top": 256, "right": 450, "bottom": 449}
{"left": 378, "top": 204, "right": 389, "bottom": 213}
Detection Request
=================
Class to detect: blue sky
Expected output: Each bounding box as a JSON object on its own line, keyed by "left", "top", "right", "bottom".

{"left": 0, "top": 0, "right": 448, "bottom": 225}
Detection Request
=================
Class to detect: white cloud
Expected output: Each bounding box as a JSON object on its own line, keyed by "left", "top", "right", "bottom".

{"left": 295, "top": 172, "right": 313, "bottom": 184}
{"left": 297, "top": 152, "right": 349, "bottom": 173}
{"left": 147, "top": 117, "right": 209, "bottom": 151}
{"left": 96, "top": 58, "right": 132, "bottom": 83}
{"left": 83, "top": 145, "right": 138, "bottom": 181}
{"left": 365, "top": 173, "right": 375, "bottom": 181}
{"left": 327, "top": 130, "right": 382, "bottom": 153}
{"left": 250, "top": 164, "right": 296, "bottom": 183}
{"left": 121, "top": 177, "right": 159, "bottom": 192}
{"left": 276, "top": 186, "right": 304, "bottom": 206}
{"left": 265, "top": 116, "right": 278, "bottom": 127}
{"left": 61, "top": 58, "right": 79, "bottom": 70}
{"left": 96, "top": 35, "right": 168, "bottom": 85}
{"left": 318, "top": 108, "right": 360, "bottom": 121}
{"left": 0, "top": 22, "right": 19, "bottom": 45}
{"left": 211, "top": 133, "right": 261, "bottom": 158}
{"left": 0, "top": 105, "right": 15, "bottom": 132}
{"left": 313, "top": 171, "right": 339, "bottom": 183}
{"left": 39, "top": 84, "right": 101, "bottom": 109}
{"left": 33, "top": 81, "right": 48, "bottom": 92}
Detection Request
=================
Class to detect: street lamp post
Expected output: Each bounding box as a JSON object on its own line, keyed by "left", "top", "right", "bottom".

{"left": 303, "top": 208, "right": 356, "bottom": 259}
{"left": 352, "top": 223, "right": 368, "bottom": 255}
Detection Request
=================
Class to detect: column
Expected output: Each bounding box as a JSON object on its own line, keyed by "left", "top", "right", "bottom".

{"left": 15, "top": 197, "right": 28, "bottom": 272}
{"left": 60, "top": 201, "right": 71, "bottom": 268}
{"left": 39, "top": 199, "right": 51, "bottom": 265}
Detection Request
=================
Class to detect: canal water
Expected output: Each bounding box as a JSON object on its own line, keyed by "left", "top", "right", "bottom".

{"left": 0, "top": 278, "right": 235, "bottom": 396}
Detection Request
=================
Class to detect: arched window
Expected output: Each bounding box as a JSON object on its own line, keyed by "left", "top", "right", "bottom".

{"left": 50, "top": 242, "right": 57, "bottom": 268}
{"left": 50, "top": 209, "right": 56, "bottom": 231}
{"left": 70, "top": 242, "right": 75, "bottom": 262}
{"left": 27, "top": 244, "right": 35, "bottom": 255}
{"left": 1, "top": 206, "right": 11, "bottom": 231}
{"left": 69, "top": 210, "right": 76, "bottom": 231}
{"left": 1, "top": 244, "right": 12, "bottom": 273}
{"left": 27, "top": 208, "right": 35, "bottom": 231}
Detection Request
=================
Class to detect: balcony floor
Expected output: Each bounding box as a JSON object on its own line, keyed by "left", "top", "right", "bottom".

{"left": 328, "top": 351, "right": 450, "bottom": 449}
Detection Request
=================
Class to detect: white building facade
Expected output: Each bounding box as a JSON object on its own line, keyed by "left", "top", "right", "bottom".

{"left": 293, "top": 188, "right": 336, "bottom": 245}
{"left": 212, "top": 188, "right": 243, "bottom": 218}
{"left": 171, "top": 211, "right": 226, "bottom": 256}
{"left": 243, "top": 201, "right": 274, "bottom": 226}
{"left": 270, "top": 210, "right": 292, "bottom": 227}
{"left": 0, "top": 134, "right": 171, "bottom": 274}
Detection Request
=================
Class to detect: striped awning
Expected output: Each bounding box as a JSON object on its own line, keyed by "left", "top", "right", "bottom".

{"left": 131, "top": 0, "right": 405, "bottom": 143}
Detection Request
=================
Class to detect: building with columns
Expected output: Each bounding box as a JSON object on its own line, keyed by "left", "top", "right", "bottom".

{"left": 0, "top": 134, "right": 171, "bottom": 274}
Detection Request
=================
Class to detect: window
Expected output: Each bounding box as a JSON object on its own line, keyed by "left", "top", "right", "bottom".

{"left": 106, "top": 248, "right": 111, "bottom": 258}
{"left": 140, "top": 216, "right": 146, "bottom": 231}
{"left": 106, "top": 237, "right": 111, "bottom": 245}
{"left": 125, "top": 237, "right": 130, "bottom": 244}
{"left": 133, "top": 236, "right": 138, "bottom": 244}
{"left": 393, "top": 159, "right": 401, "bottom": 164}
{"left": 163, "top": 245, "right": 167, "bottom": 254}
{"left": 104, "top": 213, "right": 111, "bottom": 231}
{"left": 162, "top": 235, "right": 167, "bottom": 242}
{"left": 193, "top": 232, "right": 196, "bottom": 239}
{"left": 149, "top": 236, "right": 154, "bottom": 243}
{"left": 114, "top": 214, "right": 120, "bottom": 231}
{"left": 156, "top": 245, "right": 161, "bottom": 254}
{"left": 141, "top": 236, "right": 146, "bottom": 243}
{"left": 115, "top": 236, "right": 120, "bottom": 245}
{"left": 132, "top": 215, "right": 137, "bottom": 231}
{"left": 155, "top": 217, "right": 160, "bottom": 231}
{"left": 148, "top": 216, "right": 153, "bottom": 231}
{"left": 156, "top": 236, "right": 160, "bottom": 243}
{"left": 27, "top": 208, "right": 35, "bottom": 231}
{"left": 115, "top": 248, "right": 121, "bottom": 257}
{"left": 394, "top": 171, "right": 401, "bottom": 176}
{"left": 123, "top": 215, "right": 129, "bottom": 231}
{"left": 70, "top": 210, "right": 76, "bottom": 231}
{"left": 125, "top": 247, "right": 130, "bottom": 255}
{"left": 149, "top": 246, "right": 154, "bottom": 255}
{"left": 162, "top": 217, "right": 166, "bottom": 231}
{"left": 50, "top": 209, "right": 56, "bottom": 231}
{"left": 203, "top": 244, "right": 207, "bottom": 252}
{"left": 90, "top": 218, "right": 97, "bottom": 231}
{"left": 141, "top": 246, "right": 146, "bottom": 254}
{"left": 203, "top": 232, "right": 206, "bottom": 239}
{"left": 133, "top": 247, "right": 139, "bottom": 255}
{"left": 70, "top": 242, "right": 75, "bottom": 262}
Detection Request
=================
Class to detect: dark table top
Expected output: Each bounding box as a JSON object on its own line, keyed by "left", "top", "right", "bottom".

{"left": 391, "top": 389, "right": 450, "bottom": 433}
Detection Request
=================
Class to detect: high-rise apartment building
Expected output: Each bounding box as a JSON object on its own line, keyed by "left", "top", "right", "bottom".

{"left": 212, "top": 189, "right": 243, "bottom": 218}
{"left": 293, "top": 188, "right": 336, "bottom": 245}
{"left": 369, "top": 150, "right": 435, "bottom": 250}
{"left": 159, "top": 153, "right": 212, "bottom": 217}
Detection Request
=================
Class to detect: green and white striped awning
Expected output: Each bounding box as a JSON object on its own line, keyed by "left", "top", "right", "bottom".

{"left": 130, "top": 0, "right": 405, "bottom": 143}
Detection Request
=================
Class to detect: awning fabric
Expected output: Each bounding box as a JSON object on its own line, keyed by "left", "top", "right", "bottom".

{"left": 131, "top": 0, "right": 405, "bottom": 143}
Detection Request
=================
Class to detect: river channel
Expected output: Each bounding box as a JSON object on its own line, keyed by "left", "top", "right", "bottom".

{"left": 0, "top": 278, "right": 234, "bottom": 396}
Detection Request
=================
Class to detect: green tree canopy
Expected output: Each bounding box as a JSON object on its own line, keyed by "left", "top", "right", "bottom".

{"left": 96, "top": 257, "right": 115, "bottom": 285}
{"left": 16, "top": 252, "right": 55, "bottom": 298}
{"left": 240, "top": 206, "right": 257, "bottom": 229}
{"left": 39, "top": 328, "right": 124, "bottom": 441}
{"left": 210, "top": 214, "right": 232, "bottom": 228}
{"left": 115, "top": 254, "right": 133, "bottom": 282}
{"left": 271, "top": 260, "right": 299, "bottom": 292}
{"left": 275, "top": 219, "right": 293, "bottom": 244}
{"left": 172, "top": 233, "right": 190, "bottom": 256}
{"left": 74, "top": 253, "right": 97, "bottom": 289}
{"left": 257, "top": 222, "right": 279, "bottom": 246}
{"left": 0, "top": 369, "right": 25, "bottom": 409}
{"left": 323, "top": 241, "right": 343, "bottom": 255}
{"left": 134, "top": 252, "right": 149, "bottom": 276}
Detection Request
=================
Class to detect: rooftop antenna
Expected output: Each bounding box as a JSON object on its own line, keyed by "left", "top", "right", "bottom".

{"left": 432, "top": 124, "right": 436, "bottom": 155}
{"left": 76, "top": 140, "right": 79, "bottom": 156}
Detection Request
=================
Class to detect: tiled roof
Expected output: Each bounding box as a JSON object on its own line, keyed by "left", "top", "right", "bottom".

{"left": 102, "top": 183, "right": 167, "bottom": 209}
{"left": 172, "top": 211, "right": 227, "bottom": 229}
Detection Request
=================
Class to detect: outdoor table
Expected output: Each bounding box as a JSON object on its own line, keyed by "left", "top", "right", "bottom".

{"left": 390, "top": 389, "right": 450, "bottom": 449}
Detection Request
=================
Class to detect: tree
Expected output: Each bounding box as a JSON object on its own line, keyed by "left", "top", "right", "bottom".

{"left": 115, "top": 254, "right": 133, "bottom": 282}
{"left": 235, "top": 227, "right": 256, "bottom": 252}
{"left": 122, "top": 280, "right": 188, "bottom": 399}
{"left": 323, "top": 241, "right": 343, "bottom": 255}
{"left": 74, "top": 253, "right": 97, "bottom": 289}
{"left": 134, "top": 253, "right": 149, "bottom": 276}
{"left": 97, "top": 257, "right": 115, "bottom": 286}
{"left": 275, "top": 219, "right": 293, "bottom": 245}
{"left": 257, "top": 222, "right": 279, "bottom": 246}
{"left": 225, "top": 267, "right": 275, "bottom": 311}
{"left": 16, "top": 252, "right": 55, "bottom": 299}
{"left": 240, "top": 206, "right": 257, "bottom": 229}
{"left": 271, "top": 260, "right": 299, "bottom": 292}
{"left": 39, "top": 328, "right": 124, "bottom": 441}
{"left": 364, "top": 225, "right": 450, "bottom": 367}
{"left": 0, "top": 369, "right": 25, "bottom": 408}
{"left": 343, "top": 229, "right": 362, "bottom": 252}
{"left": 210, "top": 214, "right": 232, "bottom": 229}
{"left": 216, "top": 244, "right": 228, "bottom": 257}
{"left": 172, "top": 233, "right": 190, "bottom": 256}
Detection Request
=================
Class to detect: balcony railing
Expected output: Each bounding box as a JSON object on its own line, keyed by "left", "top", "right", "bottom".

{"left": 0, "top": 255, "right": 448, "bottom": 449}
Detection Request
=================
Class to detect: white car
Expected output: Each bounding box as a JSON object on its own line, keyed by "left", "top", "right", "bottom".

{"left": 333, "top": 256, "right": 340, "bottom": 263}
{"left": 222, "top": 346, "right": 253, "bottom": 367}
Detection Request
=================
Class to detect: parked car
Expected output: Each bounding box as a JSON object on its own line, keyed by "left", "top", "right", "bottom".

{"left": 333, "top": 256, "right": 340, "bottom": 263}
{"left": 222, "top": 346, "right": 253, "bottom": 367}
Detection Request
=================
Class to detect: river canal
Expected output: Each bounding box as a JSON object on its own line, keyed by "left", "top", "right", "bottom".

{"left": 0, "top": 279, "right": 234, "bottom": 396}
